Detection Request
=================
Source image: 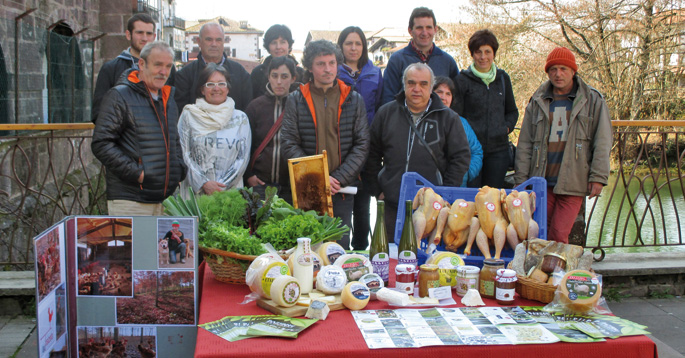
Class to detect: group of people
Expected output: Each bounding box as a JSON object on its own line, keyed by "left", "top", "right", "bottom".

{"left": 91, "top": 7, "right": 611, "bottom": 249}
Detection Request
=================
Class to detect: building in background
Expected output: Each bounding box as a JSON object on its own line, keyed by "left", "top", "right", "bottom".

{"left": 183, "top": 16, "right": 263, "bottom": 62}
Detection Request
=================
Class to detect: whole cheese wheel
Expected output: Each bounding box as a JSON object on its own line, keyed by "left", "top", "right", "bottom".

{"left": 426, "top": 252, "right": 465, "bottom": 287}
{"left": 559, "top": 269, "right": 602, "bottom": 314}
{"left": 270, "top": 275, "right": 301, "bottom": 307}
{"left": 341, "top": 281, "right": 370, "bottom": 310}
{"left": 333, "top": 254, "right": 373, "bottom": 281}
{"left": 316, "top": 265, "right": 348, "bottom": 294}
{"left": 246, "top": 253, "right": 291, "bottom": 298}
{"left": 288, "top": 251, "right": 323, "bottom": 279}
{"left": 318, "top": 242, "right": 346, "bottom": 265}
{"left": 359, "top": 273, "right": 384, "bottom": 300}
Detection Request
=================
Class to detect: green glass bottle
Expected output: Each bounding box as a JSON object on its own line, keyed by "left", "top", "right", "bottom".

{"left": 370, "top": 200, "right": 389, "bottom": 286}
{"left": 398, "top": 200, "right": 418, "bottom": 269}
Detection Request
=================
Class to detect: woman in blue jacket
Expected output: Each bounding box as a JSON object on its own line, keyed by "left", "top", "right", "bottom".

{"left": 337, "top": 26, "right": 383, "bottom": 251}
{"left": 433, "top": 76, "right": 483, "bottom": 187}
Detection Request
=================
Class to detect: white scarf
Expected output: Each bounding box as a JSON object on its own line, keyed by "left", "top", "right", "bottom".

{"left": 181, "top": 97, "right": 236, "bottom": 137}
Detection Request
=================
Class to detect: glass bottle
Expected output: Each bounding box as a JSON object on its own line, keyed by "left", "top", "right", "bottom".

{"left": 398, "top": 200, "right": 418, "bottom": 270}
{"left": 292, "top": 237, "right": 313, "bottom": 294}
{"left": 370, "top": 200, "right": 389, "bottom": 286}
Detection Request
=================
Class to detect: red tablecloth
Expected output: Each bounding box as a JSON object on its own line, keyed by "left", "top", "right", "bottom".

{"left": 195, "top": 262, "right": 657, "bottom": 358}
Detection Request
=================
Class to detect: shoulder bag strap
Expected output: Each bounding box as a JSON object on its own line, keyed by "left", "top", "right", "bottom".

{"left": 405, "top": 113, "right": 443, "bottom": 185}
{"left": 249, "top": 111, "right": 284, "bottom": 172}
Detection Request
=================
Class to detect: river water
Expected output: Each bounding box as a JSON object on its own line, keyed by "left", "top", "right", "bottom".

{"left": 585, "top": 174, "right": 685, "bottom": 253}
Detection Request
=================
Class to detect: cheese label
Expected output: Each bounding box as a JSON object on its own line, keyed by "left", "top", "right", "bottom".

{"left": 349, "top": 282, "right": 370, "bottom": 301}
{"left": 281, "top": 281, "right": 301, "bottom": 305}
{"left": 261, "top": 262, "right": 289, "bottom": 296}
{"left": 325, "top": 243, "right": 345, "bottom": 264}
{"left": 339, "top": 257, "right": 371, "bottom": 281}
{"left": 565, "top": 272, "right": 599, "bottom": 300}
{"left": 317, "top": 266, "right": 347, "bottom": 294}
{"left": 360, "top": 273, "right": 384, "bottom": 295}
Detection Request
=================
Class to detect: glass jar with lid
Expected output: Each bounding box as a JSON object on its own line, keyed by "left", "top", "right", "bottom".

{"left": 418, "top": 264, "right": 440, "bottom": 298}
{"left": 456, "top": 265, "right": 480, "bottom": 297}
{"left": 479, "top": 259, "right": 504, "bottom": 298}
{"left": 495, "top": 269, "right": 517, "bottom": 305}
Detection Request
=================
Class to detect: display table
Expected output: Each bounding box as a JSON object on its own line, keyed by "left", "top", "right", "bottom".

{"left": 195, "top": 261, "right": 657, "bottom": 358}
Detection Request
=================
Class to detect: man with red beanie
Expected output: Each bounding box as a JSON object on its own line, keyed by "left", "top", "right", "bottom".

{"left": 513, "top": 47, "right": 612, "bottom": 243}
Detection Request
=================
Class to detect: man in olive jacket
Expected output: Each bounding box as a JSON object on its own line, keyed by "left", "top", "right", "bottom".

{"left": 281, "top": 40, "right": 370, "bottom": 250}
{"left": 514, "top": 47, "right": 611, "bottom": 244}
{"left": 92, "top": 41, "right": 187, "bottom": 216}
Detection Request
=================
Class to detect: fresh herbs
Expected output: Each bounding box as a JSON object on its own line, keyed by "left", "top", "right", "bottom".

{"left": 200, "top": 222, "right": 265, "bottom": 256}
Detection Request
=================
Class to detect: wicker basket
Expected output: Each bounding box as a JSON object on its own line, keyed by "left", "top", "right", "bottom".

{"left": 507, "top": 262, "right": 557, "bottom": 303}
{"left": 200, "top": 246, "right": 259, "bottom": 284}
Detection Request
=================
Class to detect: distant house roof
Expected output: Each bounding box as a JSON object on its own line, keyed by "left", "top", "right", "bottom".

{"left": 305, "top": 30, "right": 341, "bottom": 46}
{"left": 185, "top": 16, "right": 263, "bottom": 35}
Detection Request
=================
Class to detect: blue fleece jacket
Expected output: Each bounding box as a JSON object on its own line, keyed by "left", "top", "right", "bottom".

{"left": 460, "top": 116, "right": 483, "bottom": 186}
{"left": 338, "top": 60, "right": 383, "bottom": 125}
{"left": 381, "top": 43, "right": 459, "bottom": 105}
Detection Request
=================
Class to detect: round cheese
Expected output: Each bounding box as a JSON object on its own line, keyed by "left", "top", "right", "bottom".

{"left": 359, "top": 273, "right": 384, "bottom": 300}
{"left": 341, "top": 281, "right": 370, "bottom": 310}
{"left": 288, "top": 251, "right": 323, "bottom": 279}
{"left": 317, "top": 242, "right": 346, "bottom": 265}
{"left": 246, "top": 253, "right": 290, "bottom": 298}
{"left": 333, "top": 254, "right": 373, "bottom": 281}
{"left": 426, "top": 252, "right": 465, "bottom": 287}
{"left": 270, "top": 275, "right": 301, "bottom": 307}
{"left": 559, "top": 269, "right": 602, "bottom": 314}
{"left": 316, "top": 265, "right": 347, "bottom": 294}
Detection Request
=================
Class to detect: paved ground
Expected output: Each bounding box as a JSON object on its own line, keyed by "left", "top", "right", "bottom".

{"left": 4, "top": 296, "right": 683, "bottom": 357}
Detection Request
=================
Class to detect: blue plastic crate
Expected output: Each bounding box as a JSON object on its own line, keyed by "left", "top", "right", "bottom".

{"left": 393, "top": 172, "right": 547, "bottom": 268}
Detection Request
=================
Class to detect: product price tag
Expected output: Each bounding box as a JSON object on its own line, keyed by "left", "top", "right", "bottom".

{"left": 428, "top": 286, "right": 452, "bottom": 300}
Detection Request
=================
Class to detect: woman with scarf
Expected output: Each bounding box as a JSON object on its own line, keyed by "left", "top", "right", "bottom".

{"left": 336, "top": 26, "right": 383, "bottom": 251}
{"left": 453, "top": 29, "right": 518, "bottom": 188}
{"left": 178, "top": 63, "right": 251, "bottom": 196}
{"left": 244, "top": 56, "right": 299, "bottom": 203}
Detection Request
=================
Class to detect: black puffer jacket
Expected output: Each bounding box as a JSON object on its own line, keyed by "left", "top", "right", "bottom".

{"left": 281, "top": 80, "right": 370, "bottom": 187}
{"left": 453, "top": 68, "right": 518, "bottom": 154}
{"left": 91, "top": 69, "right": 187, "bottom": 203}
{"left": 365, "top": 92, "right": 470, "bottom": 207}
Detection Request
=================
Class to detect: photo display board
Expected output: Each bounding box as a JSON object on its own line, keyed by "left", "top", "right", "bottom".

{"left": 34, "top": 216, "right": 199, "bottom": 358}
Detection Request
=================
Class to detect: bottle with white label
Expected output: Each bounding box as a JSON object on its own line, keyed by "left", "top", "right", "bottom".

{"left": 398, "top": 200, "right": 418, "bottom": 270}
{"left": 370, "top": 200, "right": 389, "bottom": 286}
{"left": 292, "top": 237, "right": 314, "bottom": 294}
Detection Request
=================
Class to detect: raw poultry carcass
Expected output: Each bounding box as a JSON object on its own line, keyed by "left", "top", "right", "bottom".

{"left": 473, "top": 186, "right": 508, "bottom": 259}
{"left": 412, "top": 187, "right": 449, "bottom": 251}
{"left": 435, "top": 199, "right": 479, "bottom": 253}
{"left": 503, "top": 190, "right": 539, "bottom": 249}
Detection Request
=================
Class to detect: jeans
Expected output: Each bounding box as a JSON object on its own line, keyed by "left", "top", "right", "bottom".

{"left": 332, "top": 193, "right": 354, "bottom": 250}
{"left": 352, "top": 185, "right": 372, "bottom": 251}
{"left": 169, "top": 242, "right": 186, "bottom": 263}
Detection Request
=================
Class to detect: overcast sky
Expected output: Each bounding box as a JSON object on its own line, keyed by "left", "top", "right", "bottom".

{"left": 174, "top": 0, "right": 471, "bottom": 50}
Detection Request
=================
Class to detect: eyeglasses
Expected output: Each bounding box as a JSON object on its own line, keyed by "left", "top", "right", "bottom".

{"left": 204, "top": 82, "right": 228, "bottom": 88}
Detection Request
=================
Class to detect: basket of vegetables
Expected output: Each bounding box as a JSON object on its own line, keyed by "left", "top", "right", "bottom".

{"left": 164, "top": 187, "right": 349, "bottom": 284}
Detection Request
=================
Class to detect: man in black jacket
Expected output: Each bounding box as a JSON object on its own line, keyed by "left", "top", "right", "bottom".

{"left": 281, "top": 40, "right": 370, "bottom": 249}
{"left": 92, "top": 13, "right": 176, "bottom": 122}
{"left": 366, "top": 63, "right": 470, "bottom": 239}
{"left": 174, "top": 22, "right": 252, "bottom": 112}
{"left": 92, "top": 41, "right": 187, "bottom": 216}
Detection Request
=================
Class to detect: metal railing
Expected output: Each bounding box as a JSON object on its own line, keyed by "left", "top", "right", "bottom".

{"left": 163, "top": 17, "right": 184, "bottom": 29}
{"left": 585, "top": 120, "right": 685, "bottom": 260}
{"left": 0, "top": 123, "right": 106, "bottom": 270}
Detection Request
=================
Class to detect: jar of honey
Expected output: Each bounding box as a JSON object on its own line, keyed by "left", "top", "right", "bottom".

{"left": 418, "top": 264, "right": 440, "bottom": 298}
{"left": 495, "top": 269, "right": 517, "bottom": 305}
{"left": 479, "top": 259, "right": 504, "bottom": 298}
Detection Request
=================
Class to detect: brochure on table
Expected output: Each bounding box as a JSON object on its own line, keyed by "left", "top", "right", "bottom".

{"left": 351, "top": 306, "right": 650, "bottom": 349}
{"left": 34, "top": 215, "right": 199, "bottom": 358}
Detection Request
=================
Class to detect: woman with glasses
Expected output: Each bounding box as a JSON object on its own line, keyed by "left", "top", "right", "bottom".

{"left": 336, "top": 26, "right": 383, "bottom": 251}
{"left": 244, "top": 56, "right": 299, "bottom": 203}
{"left": 178, "top": 63, "right": 251, "bottom": 196}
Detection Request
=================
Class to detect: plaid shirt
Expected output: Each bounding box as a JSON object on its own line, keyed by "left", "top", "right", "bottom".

{"left": 409, "top": 41, "right": 434, "bottom": 63}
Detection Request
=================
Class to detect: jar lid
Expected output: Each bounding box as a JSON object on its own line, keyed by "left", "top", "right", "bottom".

{"left": 457, "top": 265, "right": 480, "bottom": 274}
{"left": 420, "top": 264, "right": 438, "bottom": 272}
{"left": 483, "top": 258, "right": 505, "bottom": 266}
{"left": 396, "top": 264, "right": 416, "bottom": 273}
{"left": 496, "top": 269, "right": 517, "bottom": 278}
{"left": 544, "top": 253, "right": 566, "bottom": 261}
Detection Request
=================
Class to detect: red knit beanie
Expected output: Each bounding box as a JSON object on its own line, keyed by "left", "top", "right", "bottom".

{"left": 545, "top": 47, "right": 577, "bottom": 72}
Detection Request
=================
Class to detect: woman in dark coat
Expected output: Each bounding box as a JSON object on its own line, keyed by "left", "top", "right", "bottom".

{"left": 453, "top": 29, "right": 518, "bottom": 188}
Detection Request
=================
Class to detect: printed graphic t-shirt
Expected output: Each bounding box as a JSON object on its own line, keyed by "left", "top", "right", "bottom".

{"left": 545, "top": 87, "right": 576, "bottom": 187}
